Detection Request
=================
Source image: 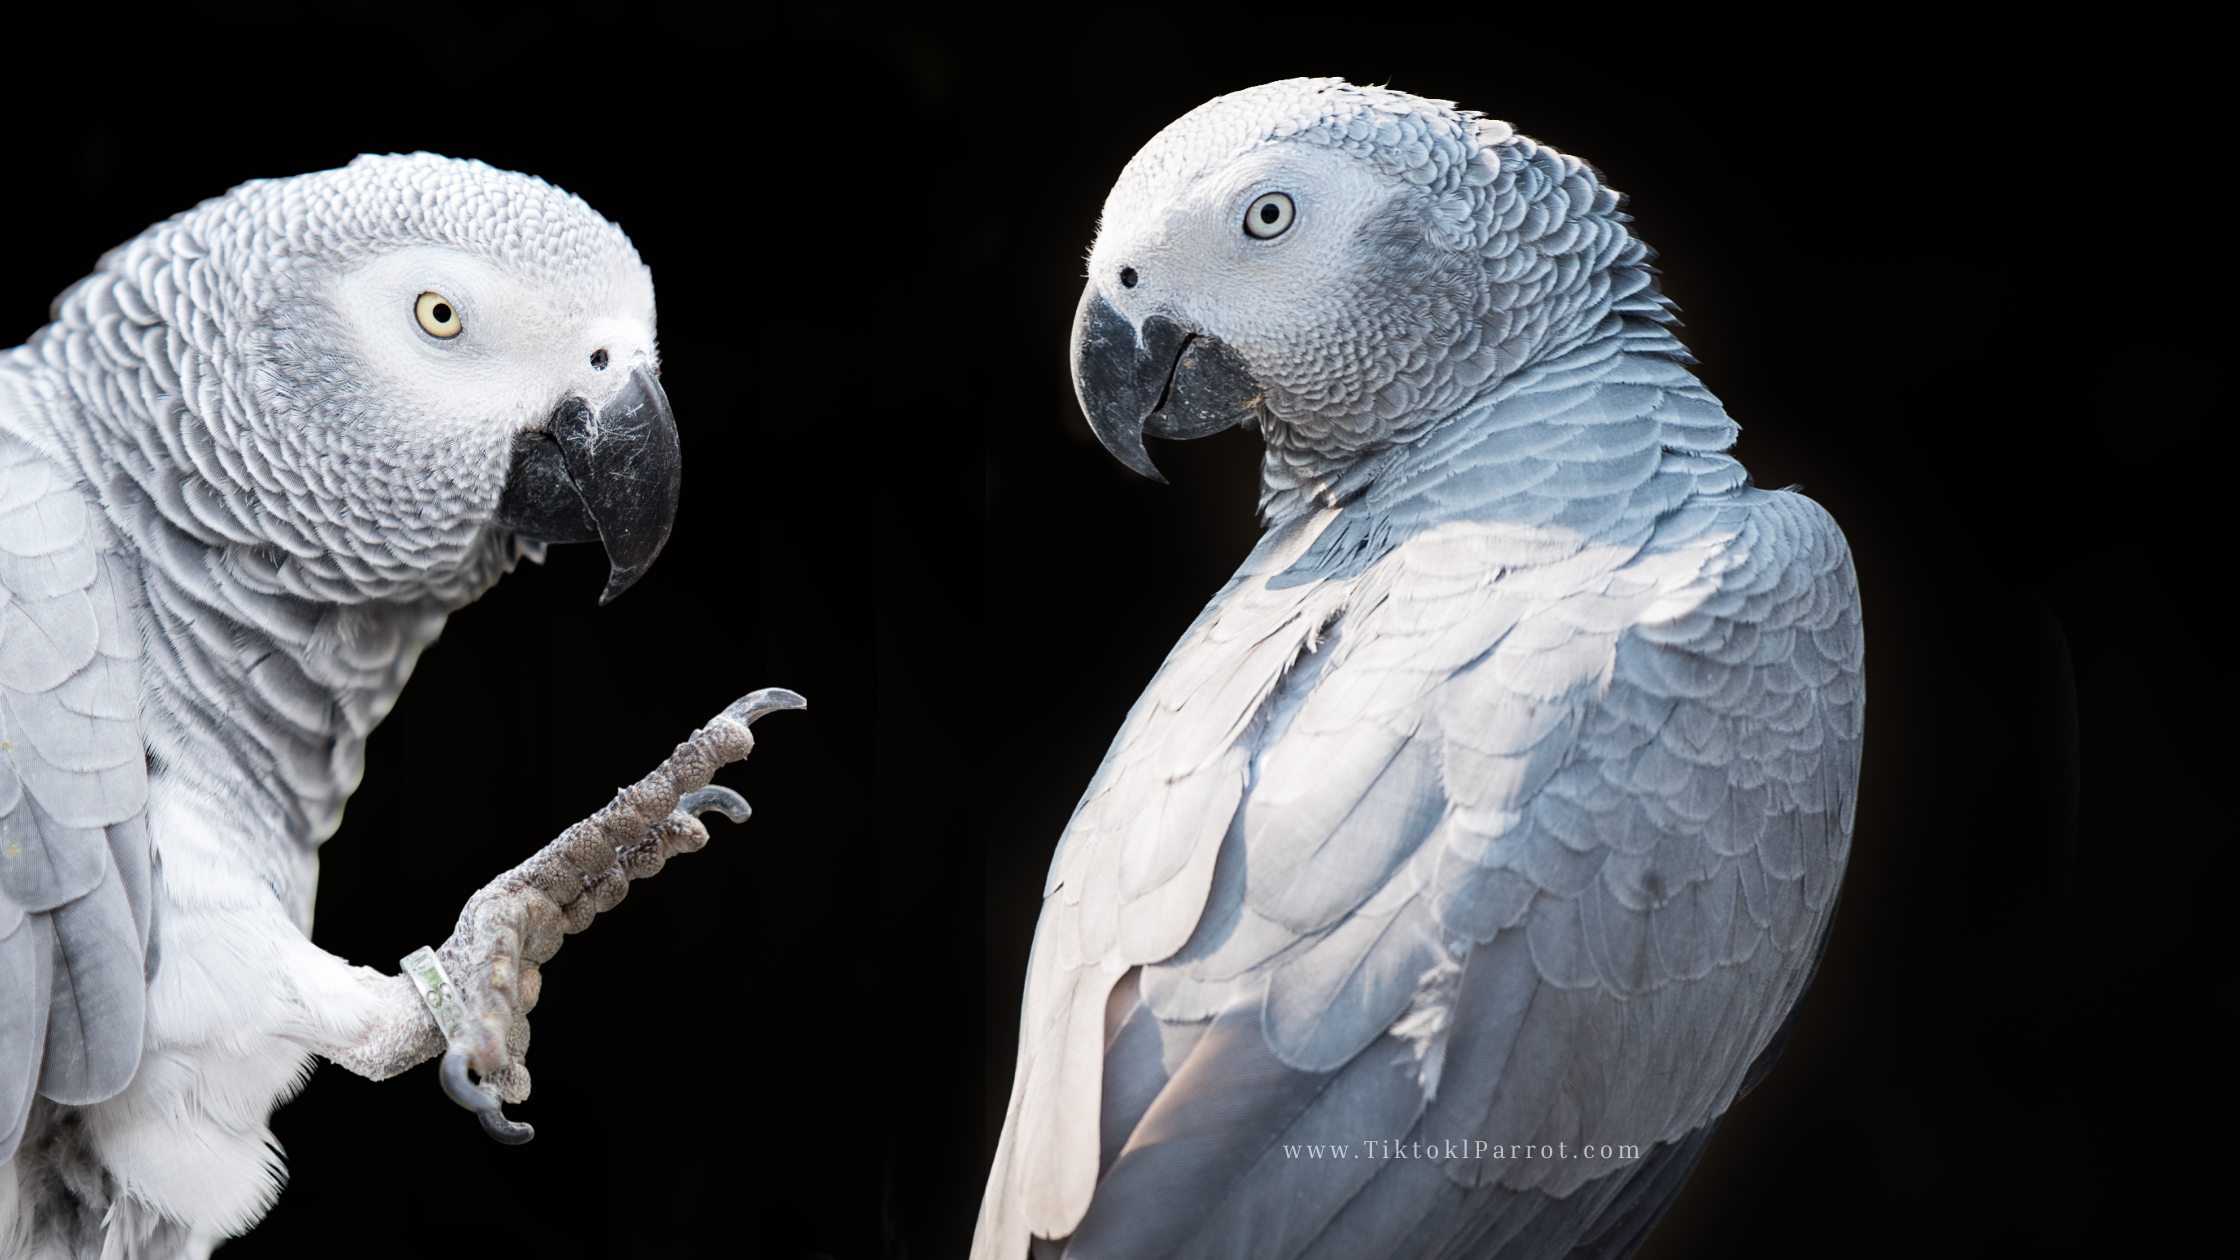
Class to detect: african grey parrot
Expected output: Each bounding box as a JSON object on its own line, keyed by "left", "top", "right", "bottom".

{"left": 976, "top": 80, "right": 1864, "bottom": 1259}
{"left": 0, "top": 154, "right": 798, "bottom": 1257}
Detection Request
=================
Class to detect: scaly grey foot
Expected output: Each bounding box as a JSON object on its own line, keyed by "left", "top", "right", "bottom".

{"left": 410, "top": 688, "right": 805, "bottom": 1143}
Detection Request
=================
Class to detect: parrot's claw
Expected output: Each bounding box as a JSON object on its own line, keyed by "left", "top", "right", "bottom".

{"left": 440, "top": 1049, "right": 535, "bottom": 1143}
{"left": 422, "top": 689, "right": 803, "bottom": 1145}
{"left": 679, "top": 785, "right": 750, "bottom": 824}
{"left": 439, "top": 1048, "right": 498, "bottom": 1113}
{"left": 723, "top": 687, "right": 808, "bottom": 727}
{"left": 479, "top": 1110, "right": 536, "bottom": 1145}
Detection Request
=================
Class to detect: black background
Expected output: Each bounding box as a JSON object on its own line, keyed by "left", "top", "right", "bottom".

{"left": 3, "top": 8, "right": 2204, "bottom": 1259}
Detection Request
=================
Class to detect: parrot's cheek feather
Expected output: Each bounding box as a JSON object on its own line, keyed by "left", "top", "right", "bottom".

{"left": 1071, "top": 286, "right": 1257, "bottom": 482}
{"left": 494, "top": 367, "right": 680, "bottom": 603}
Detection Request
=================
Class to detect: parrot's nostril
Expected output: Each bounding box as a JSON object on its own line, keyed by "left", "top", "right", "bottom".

{"left": 1119, "top": 267, "right": 1138, "bottom": 289}
{"left": 589, "top": 348, "right": 609, "bottom": 371}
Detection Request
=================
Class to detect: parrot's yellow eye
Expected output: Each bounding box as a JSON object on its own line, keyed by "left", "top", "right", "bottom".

{"left": 414, "top": 291, "right": 463, "bottom": 339}
{"left": 1244, "top": 191, "right": 1295, "bottom": 240}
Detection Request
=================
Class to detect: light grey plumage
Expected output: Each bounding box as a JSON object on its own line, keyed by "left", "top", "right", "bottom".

{"left": 1, "top": 154, "right": 673, "bottom": 1255}
{"left": 977, "top": 80, "right": 1863, "bottom": 1259}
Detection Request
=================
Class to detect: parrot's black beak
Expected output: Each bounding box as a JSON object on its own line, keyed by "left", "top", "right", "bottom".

{"left": 1070, "top": 284, "right": 1261, "bottom": 481}
{"left": 494, "top": 365, "right": 681, "bottom": 604}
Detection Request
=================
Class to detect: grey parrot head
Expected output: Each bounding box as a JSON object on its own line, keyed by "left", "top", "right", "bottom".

{"left": 74, "top": 153, "right": 677, "bottom": 604}
{"left": 1073, "top": 79, "right": 1633, "bottom": 482}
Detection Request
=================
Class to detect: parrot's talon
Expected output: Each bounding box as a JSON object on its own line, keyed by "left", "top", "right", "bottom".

{"left": 679, "top": 785, "right": 750, "bottom": 823}
{"left": 721, "top": 687, "right": 807, "bottom": 727}
{"left": 439, "top": 1048, "right": 500, "bottom": 1114}
{"left": 477, "top": 1109, "right": 536, "bottom": 1145}
{"left": 440, "top": 1048, "right": 535, "bottom": 1143}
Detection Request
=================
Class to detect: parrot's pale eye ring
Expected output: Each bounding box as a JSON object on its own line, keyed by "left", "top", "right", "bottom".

{"left": 414, "top": 291, "right": 463, "bottom": 339}
{"left": 1244, "top": 192, "right": 1296, "bottom": 240}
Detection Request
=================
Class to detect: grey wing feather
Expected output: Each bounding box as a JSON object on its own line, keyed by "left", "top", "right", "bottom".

{"left": 0, "top": 907, "right": 54, "bottom": 1158}
{"left": 0, "top": 430, "right": 153, "bottom": 1158}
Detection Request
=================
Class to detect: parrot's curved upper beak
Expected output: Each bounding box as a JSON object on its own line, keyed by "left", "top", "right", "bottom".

{"left": 493, "top": 365, "right": 680, "bottom": 604}
{"left": 1070, "top": 284, "right": 1261, "bottom": 482}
